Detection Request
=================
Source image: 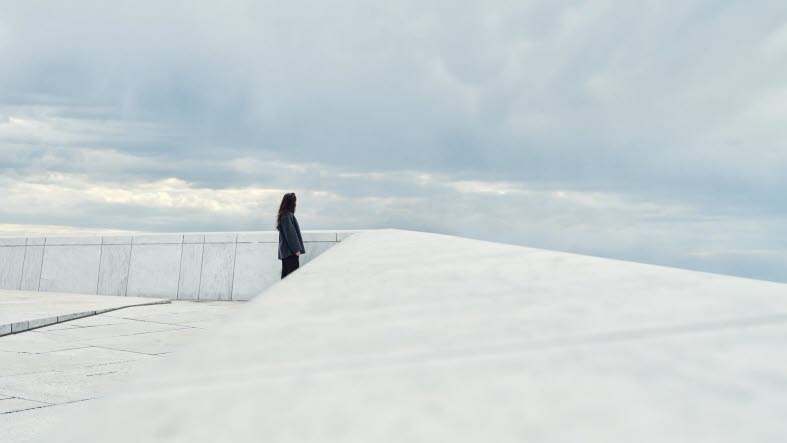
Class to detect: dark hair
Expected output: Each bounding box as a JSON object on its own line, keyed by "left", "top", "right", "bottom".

{"left": 276, "top": 193, "right": 297, "bottom": 230}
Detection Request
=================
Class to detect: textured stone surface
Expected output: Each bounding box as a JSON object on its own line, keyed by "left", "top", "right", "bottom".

{"left": 0, "top": 289, "right": 169, "bottom": 337}
{"left": 177, "top": 243, "right": 203, "bottom": 300}
{"left": 0, "top": 301, "right": 243, "bottom": 443}
{"left": 0, "top": 231, "right": 358, "bottom": 300}
{"left": 0, "top": 398, "right": 49, "bottom": 414}
{"left": 38, "top": 246, "right": 101, "bottom": 294}
{"left": 126, "top": 244, "right": 182, "bottom": 298}
{"left": 0, "top": 246, "right": 25, "bottom": 290}
{"left": 44, "top": 236, "right": 101, "bottom": 246}
{"left": 300, "top": 241, "right": 337, "bottom": 267}
{"left": 97, "top": 245, "right": 132, "bottom": 296}
{"left": 231, "top": 242, "right": 280, "bottom": 301}
{"left": 20, "top": 245, "right": 44, "bottom": 291}
{"left": 35, "top": 229, "right": 787, "bottom": 443}
{"left": 198, "top": 243, "right": 236, "bottom": 301}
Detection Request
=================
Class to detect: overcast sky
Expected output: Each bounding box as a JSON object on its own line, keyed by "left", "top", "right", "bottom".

{"left": 1, "top": 0, "right": 786, "bottom": 282}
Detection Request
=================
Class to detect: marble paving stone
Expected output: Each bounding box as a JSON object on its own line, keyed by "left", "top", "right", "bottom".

{"left": 10, "top": 321, "right": 29, "bottom": 333}
{"left": 56, "top": 312, "right": 94, "bottom": 323}
{"left": 300, "top": 241, "right": 337, "bottom": 266}
{"left": 132, "top": 234, "right": 183, "bottom": 245}
{"left": 38, "top": 246, "right": 102, "bottom": 294}
{"left": 45, "top": 346, "right": 159, "bottom": 364}
{"left": 100, "top": 235, "right": 132, "bottom": 245}
{"left": 236, "top": 232, "right": 278, "bottom": 243}
{"left": 0, "top": 368, "right": 133, "bottom": 404}
{"left": 0, "top": 398, "right": 50, "bottom": 414}
{"left": 37, "top": 229, "right": 787, "bottom": 443}
{"left": 0, "top": 238, "right": 26, "bottom": 246}
{"left": 0, "top": 289, "right": 169, "bottom": 337}
{"left": 231, "top": 242, "right": 280, "bottom": 301}
{"left": 102, "top": 302, "right": 237, "bottom": 323}
{"left": 103, "top": 303, "right": 208, "bottom": 318}
{"left": 0, "top": 246, "right": 25, "bottom": 290}
{"left": 0, "top": 332, "right": 90, "bottom": 355}
{"left": 177, "top": 243, "right": 203, "bottom": 300}
{"left": 196, "top": 301, "right": 246, "bottom": 308}
{"left": 38, "top": 321, "right": 188, "bottom": 340}
{"left": 83, "top": 328, "right": 208, "bottom": 355}
{"left": 0, "top": 323, "right": 11, "bottom": 335}
{"left": 0, "top": 346, "right": 158, "bottom": 381}
{"left": 0, "top": 399, "right": 90, "bottom": 443}
{"left": 35, "top": 322, "right": 81, "bottom": 331}
{"left": 27, "top": 317, "right": 57, "bottom": 330}
{"left": 178, "top": 319, "right": 224, "bottom": 329}
{"left": 73, "top": 359, "right": 150, "bottom": 376}
{"left": 198, "top": 243, "right": 236, "bottom": 301}
{"left": 44, "top": 236, "right": 101, "bottom": 246}
{"left": 336, "top": 231, "right": 356, "bottom": 241}
{"left": 301, "top": 231, "right": 337, "bottom": 242}
{"left": 126, "top": 244, "right": 182, "bottom": 298}
{"left": 183, "top": 233, "right": 205, "bottom": 244}
{"left": 204, "top": 233, "right": 237, "bottom": 243}
{"left": 103, "top": 310, "right": 226, "bottom": 325}
{"left": 96, "top": 244, "right": 131, "bottom": 296}
{"left": 0, "top": 351, "right": 99, "bottom": 379}
{"left": 2, "top": 231, "right": 357, "bottom": 300}
{"left": 63, "top": 315, "right": 133, "bottom": 328}
{"left": 26, "top": 238, "right": 45, "bottom": 246}
{"left": 0, "top": 300, "right": 244, "bottom": 442}
{"left": 0, "top": 354, "right": 60, "bottom": 378}
{"left": 19, "top": 246, "right": 44, "bottom": 291}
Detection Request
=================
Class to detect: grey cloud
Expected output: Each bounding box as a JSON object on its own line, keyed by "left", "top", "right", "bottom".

{"left": 0, "top": 0, "right": 785, "bottom": 282}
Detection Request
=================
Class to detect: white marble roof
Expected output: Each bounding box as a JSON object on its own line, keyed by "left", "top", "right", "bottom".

{"left": 39, "top": 229, "right": 787, "bottom": 442}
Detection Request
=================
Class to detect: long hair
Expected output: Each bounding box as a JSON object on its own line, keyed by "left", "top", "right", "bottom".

{"left": 276, "top": 193, "right": 297, "bottom": 230}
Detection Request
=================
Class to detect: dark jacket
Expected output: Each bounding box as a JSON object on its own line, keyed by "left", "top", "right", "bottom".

{"left": 278, "top": 212, "right": 305, "bottom": 260}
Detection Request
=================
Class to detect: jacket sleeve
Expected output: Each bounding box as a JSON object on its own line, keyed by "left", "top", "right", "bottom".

{"left": 281, "top": 214, "right": 303, "bottom": 253}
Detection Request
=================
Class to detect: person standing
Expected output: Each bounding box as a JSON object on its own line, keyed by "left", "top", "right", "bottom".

{"left": 276, "top": 192, "right": 305, "bottom": 279}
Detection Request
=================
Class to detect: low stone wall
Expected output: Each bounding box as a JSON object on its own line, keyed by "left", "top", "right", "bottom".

{"left": 0, "top": 231, "right": 360, "bottom": 301}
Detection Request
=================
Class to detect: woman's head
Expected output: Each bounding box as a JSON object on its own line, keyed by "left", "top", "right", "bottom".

{"left": 276, "top": 193, "right": 297, "bottom": 230}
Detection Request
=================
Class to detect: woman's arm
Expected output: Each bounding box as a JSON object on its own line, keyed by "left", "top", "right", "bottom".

{"left": 281, "top": 213, "right": 303, "bottom": 255}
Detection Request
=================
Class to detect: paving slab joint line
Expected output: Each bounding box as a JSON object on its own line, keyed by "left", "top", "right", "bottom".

{"left": 0, "top": 299, "right": 171, "bottom": 338}
{"left": 0, "top": 397, "right": 94, "bottom": 415}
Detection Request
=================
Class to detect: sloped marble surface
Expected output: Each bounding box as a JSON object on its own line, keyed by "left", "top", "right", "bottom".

{"left": 39, "top": 229, "right": 787, "bottom": 443}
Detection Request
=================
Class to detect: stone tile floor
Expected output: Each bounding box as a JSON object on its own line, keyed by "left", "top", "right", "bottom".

{"left": 0, "top": 300, "right": 244, "bottom": 442}
{"left": 0, "top": 289, "right": 170, "bottom": 336}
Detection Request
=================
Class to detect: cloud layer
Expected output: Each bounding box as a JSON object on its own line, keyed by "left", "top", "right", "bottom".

{"left": 1, "top": 1, "right": 786, "bottom": 282}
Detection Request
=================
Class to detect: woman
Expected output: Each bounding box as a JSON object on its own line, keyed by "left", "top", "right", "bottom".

{"left": 276, "top": 192, "right": 305, "bottom": 279}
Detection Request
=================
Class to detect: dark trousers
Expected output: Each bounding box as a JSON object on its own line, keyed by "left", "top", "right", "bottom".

{"left": 281, "top": 255, "right": 300, "bottom": 279}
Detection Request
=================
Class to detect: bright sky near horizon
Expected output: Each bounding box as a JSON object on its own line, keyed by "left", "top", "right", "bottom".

{"left": 1, "top": 1, "right": 786, "bottom": 282}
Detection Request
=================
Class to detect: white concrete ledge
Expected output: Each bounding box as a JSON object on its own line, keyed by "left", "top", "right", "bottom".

{"left": 0, "top": 238, "right": 26, "bottom": 246}
{"left": 0, "top": 289, "right": 170, "bottom": 337}
{"left": 0, "top": 230, "right": 362, "bottom": 301}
